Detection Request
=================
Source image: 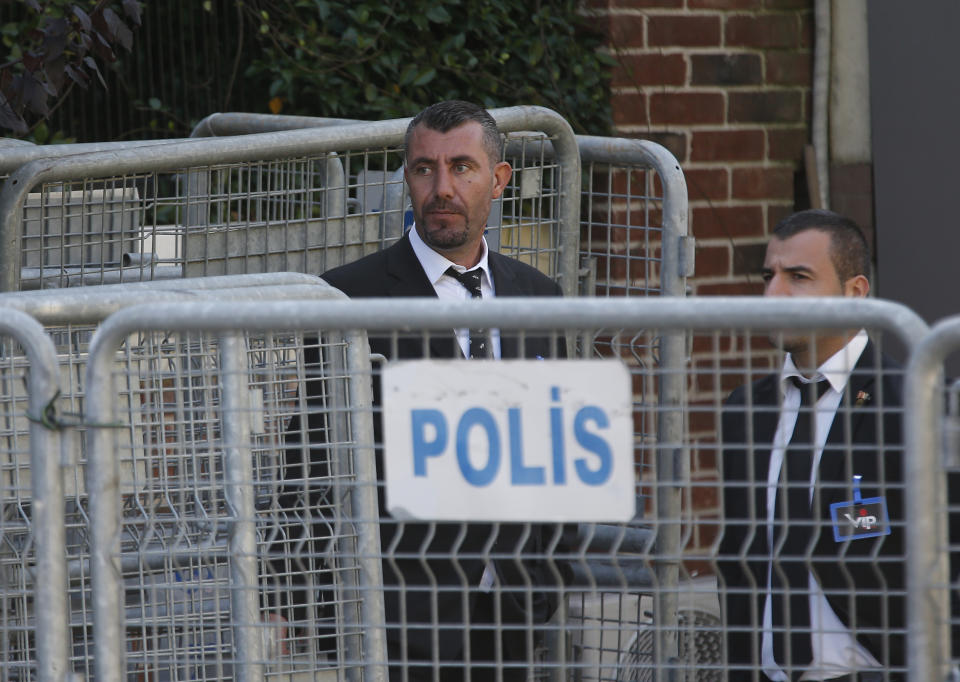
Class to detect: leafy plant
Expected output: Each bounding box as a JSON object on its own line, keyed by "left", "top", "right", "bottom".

{"left": 0, "top": 0, "right": 142, "bottom": 134}
{"left": 241, "top": 0, "right": 613, "bottom": 134}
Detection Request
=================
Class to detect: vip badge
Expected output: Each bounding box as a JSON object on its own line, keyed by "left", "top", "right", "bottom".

{"left": 829, "top": 475, "right": 891, "bottom": 542}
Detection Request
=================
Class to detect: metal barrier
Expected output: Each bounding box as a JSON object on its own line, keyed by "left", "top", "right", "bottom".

{"left": 903, "top": 317, "right": 960, "bottom": 681}
{"left": 0, "top": 308, "right": 67, "bottom": 682}
{"left": 0, "top": 106, "right": 580, "bottom": 295}
{"left": 188, "top": 112, "right": 691, "bottom": 301}
{"left": 76, "top": 296, "right": 925, "bottom": 682}
{"left": 0, "top": 274, "right": 373, "bottom": 681}
{"left": 187, "top": 113, "right": 691, "bottom": 675}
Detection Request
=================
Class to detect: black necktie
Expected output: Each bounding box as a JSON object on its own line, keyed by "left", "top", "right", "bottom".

{"left": 772, "top": 376, "right": 828, "bottom": 676}
{"left": 445, "top": 266, "right": 489, "bottom": 358}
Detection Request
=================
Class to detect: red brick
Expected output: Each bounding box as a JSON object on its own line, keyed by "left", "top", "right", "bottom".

{"left": 691, "top": 482, "right": 719, "bottom": 509}
{"left": 729, "top": 90, "right": 802, "bottom": 123}
{"left": 611, "top": 53, "right": 687, "bottom": 87}
{"left": 690, "top": 0, "right": 761, "bottom": 7}
{"left": 690, "top": 332, "right": 737, "bottom": 354}
{"left": 694, "top": 280, "right": 766, "bottom": 296}
{"left": 732, "top": 166, "right": 794, "bottom": 200}
{"left": 799, "top": 11, "right": 814, "bottom": 48}
{"left": 764, "top": 0, "right": 813, "bottom": 8}
{"left": 593, "top": 253, "right": 661, "bottom": 283}
{"left": 607, "top": 0, "right": 682, "bottom": 6}
{"left": 612, "top": 93, "right": 647, "bottom": 126}
{"left": 689, "top": 406, "right": 722, "bottom": 433}
{"left": 768, "top": 127, "right": 807, "bottom": 161}
{"left": 691, "top": 129, "right": 765, "bottom": 162}
{"left": 692, "top": 205, "right": 764, "bottom": 239}
{"left": 726, "top": 14, "right": 800, "bottom": 49}
{"left": 691, "top": 53, "right": 762, "bottom": 86}
{"left": 766, "top": 51, "right": 812, "bottom": 85}
{"left": 608, "top": 15, "right": 645, "bottom": 49}
{"left": 648, "top": 15, "right": 722, "bottom": 47}
{"left": 686, "top": 167, "right": 729, "bottom": 201}
{"left": 767, "top": 203, "right": 795, "bottom": 232}
{"left": 695, "top": 244, "right": 732, "bottom": 278}
{"left": 732, "top": 242, "right": 767, "bottom": 275}
{"left": 650, "top": 92, "right": 725, "bottom": 125}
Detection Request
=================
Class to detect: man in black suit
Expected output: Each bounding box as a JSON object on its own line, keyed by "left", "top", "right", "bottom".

{"left": 718, "top": 210, "right": 905, "bottom": 682}
{"left": 291, "top": 101, "right": 564, "bottom": 681}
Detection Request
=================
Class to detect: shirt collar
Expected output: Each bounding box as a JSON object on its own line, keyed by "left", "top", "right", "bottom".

{"left": 780, "top": 329, "right": 869, "bottom": 395}
{"left": 407, "top": 225, "right": 492, "bottom": 288}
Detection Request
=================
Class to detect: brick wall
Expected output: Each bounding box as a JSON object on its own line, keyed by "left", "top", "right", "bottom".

{"left": 586, "top": 0, "right": 815, "bottom": 565}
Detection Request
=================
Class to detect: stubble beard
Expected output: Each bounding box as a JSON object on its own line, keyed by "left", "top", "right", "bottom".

{"left": 416, "top": 199, "right": 473, "bottom": 251}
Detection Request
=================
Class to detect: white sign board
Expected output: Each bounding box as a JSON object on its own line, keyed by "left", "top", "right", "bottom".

{"left": 382, "top": 360, "right": 635, "bottom": 522}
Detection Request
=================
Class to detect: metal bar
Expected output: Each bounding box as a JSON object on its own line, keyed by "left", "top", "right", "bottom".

{"left": 78, "top": 296, "right": 925, "bottom": 339}
{"left": 0, "top": 276, "right": 336, "bottom": 325}
{"left": 219, "top": 332, "right": 265, "bottom": 682}
{"left": 0, "top": 308, "right": 68, "bottom": 681}
{"left": 904, "top": 316, "right": 960, "bottom": 682}
{"left": 0, "top": 138, "right": 199, "bottom": 175}
{"left": 191, "top": 113, "right": 365, "bottom": 137}
{"left": 344, "top": 328, "right": 388, "bottom": 681}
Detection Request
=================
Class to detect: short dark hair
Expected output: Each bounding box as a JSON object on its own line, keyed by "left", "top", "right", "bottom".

{"left": 404, "top": 100, "right": 503, "bottom": 166}
{"left": 771, "top": 209, "right": 871, "bottom": 283}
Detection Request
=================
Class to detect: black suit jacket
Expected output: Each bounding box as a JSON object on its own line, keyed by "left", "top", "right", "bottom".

{"left": 718, "top": 340, "right": 906, "bottom": 679}
{"left": 290, "top": 234, "right": 565, "bottom": 675}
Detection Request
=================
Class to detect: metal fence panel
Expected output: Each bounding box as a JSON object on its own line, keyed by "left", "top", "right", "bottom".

{"left": 0, "top": 107, "right": 580, "bottom": 296}
{"left": 0, "top": 275, "right": 360, "bottom": 680}
{"left": 903, "top": 317, "right": 960, "bottom": 681}
{"left": 187, "top": 113, "right": 690, "bottom": 301}
{"left": 81, "top": 296, "right": 926, "bottom": 682}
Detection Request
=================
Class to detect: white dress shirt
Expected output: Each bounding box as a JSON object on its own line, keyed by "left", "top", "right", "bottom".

{"left": 408, "top": 226, "right": 501, "bottom": 359}
{"left": 760, "top": 330, "right": 882, "bottom": 681}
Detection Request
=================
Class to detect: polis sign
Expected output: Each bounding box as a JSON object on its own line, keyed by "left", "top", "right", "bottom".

{"left": 381, "top": 360, "right": 635, "bottom": 522}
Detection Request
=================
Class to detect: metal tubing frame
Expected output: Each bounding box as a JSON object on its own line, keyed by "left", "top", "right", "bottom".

{"left": 0, "top": 308, "right": 67, "bottom": 681}
{"left": 85, "top": 304, "right": 386, "bottom": 682}
{"left": 84, "top": 295, "right": 925, "bottom": 682}
{"left": 219, "top": 333, "right": 266, "bottom": 682}
{"left": 904, "top": 317, "right": 960, "bottom": 682}
{"left": 0, "top": 272, "right": 331, "bottom": 324}
{"left": 0, "top": 106, "right": 581, "bottom": 295}
{"left": 190, "top": 115, "right": 692, "bottom": 673}
{"left": 0, "top": 273, "right": 347, "bottom": 680}
{"left": 0, "top": 138, "right": 200, "bottom": 176}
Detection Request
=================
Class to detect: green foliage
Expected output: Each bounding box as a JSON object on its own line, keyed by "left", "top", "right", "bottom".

{"left": 0, "top": 0, "right": 141, "bottom": 134}
{"left": 241, "top": 0, "right": 612, "bottom": 135}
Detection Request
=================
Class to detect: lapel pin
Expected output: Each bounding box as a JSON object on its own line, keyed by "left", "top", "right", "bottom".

{"left": 855, "top": 390, "right": 871, "bottom": 407}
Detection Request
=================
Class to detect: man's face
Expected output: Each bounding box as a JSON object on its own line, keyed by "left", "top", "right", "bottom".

{"left": 761, "top": 228, "right": 867, "bottom": 362}
{"left": 404, "top": 121, "right": 511, "bottom": 266}
{"left": 762, "top": 230, "right": 845, "bottom": 298}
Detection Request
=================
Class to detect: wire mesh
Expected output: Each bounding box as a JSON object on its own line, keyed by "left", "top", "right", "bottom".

{"left": 581, "top": 162, "right": 663, "bottom": 298}
{"left": 0, "top": 339, "right": 40, "bottom": 681}
{"left": 97, "top": 329, "right": 364, "bottom": 680}
{"left": 14, "top": 131, "right": 565, "bottom": 292}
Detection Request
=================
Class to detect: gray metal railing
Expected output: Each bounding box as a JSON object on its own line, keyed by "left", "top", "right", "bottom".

{"left": 80, "top": 295, "right": 925, "bottom": 682}
{"left": 0, "top": 274, "right": 377, "bottom": 681}
{"left": 0, "top": 308, "right": 66, "bottom": 682}
{"left": 0, "top": 106, "right": 580, "bottom": 295}
{"left": 904, "top": 316, "right": 960, "bottom": 682}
